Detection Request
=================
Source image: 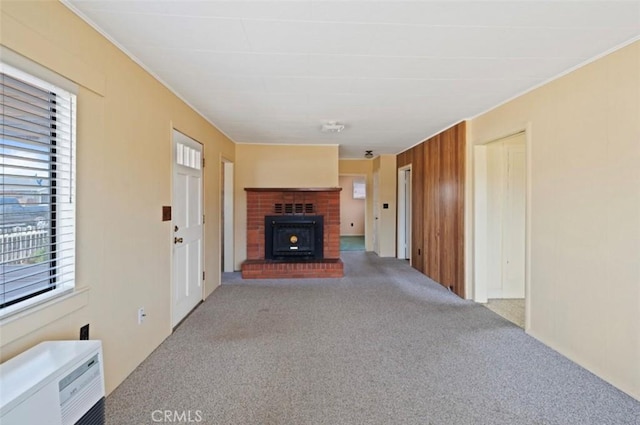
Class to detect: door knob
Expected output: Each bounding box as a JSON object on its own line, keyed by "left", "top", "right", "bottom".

{"left": 174, "top": 225, "right": 179, "bottom": 232}
{"left": 174, "top": 237, "right": 184, "bottom": 244}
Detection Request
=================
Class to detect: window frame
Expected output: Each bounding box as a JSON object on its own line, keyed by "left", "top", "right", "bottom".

{"left": 0, "top": 61, "right": 77, "bottom": 318}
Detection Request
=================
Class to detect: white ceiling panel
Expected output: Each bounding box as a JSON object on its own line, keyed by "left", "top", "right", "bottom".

{"left": 200, "top": 93, "right": 312, "bottom": 120}
{"left": 242, "top": 20, "right": 375, "bottom": 55}
{"left": 211, "top": 53, "right": 312, "bottom": 77}
{"left": 348, "top": 77, "right": 541, "bottom": 98}
{"left": 368, "top": 24, "right": 637, "bottom": 58}
{"left": 263, "top": 77, "right": 355, "bottom": 95}
{"left": 310, "top": 1, "right": 640, "bottom": 28}
{"left": 65, "top": 0, "right": 640, "bottom": 158}
{"left": 304, "top": 94, "right": 383, "bottom": 118}
{"left": 74, "top": 0, "right": 313, "bottom": 20}
{"left": 177, "top": 74, "right": 266, "bottom": 94}
{"left": 76, "top": 9, "right": 251, "bottom": 51}
{"left": 129, "top": 49, "right": 312, "bottom": 79}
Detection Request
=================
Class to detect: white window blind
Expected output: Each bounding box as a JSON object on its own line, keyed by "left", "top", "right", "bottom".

{"left": 0, "top": 63, "right": 76, "bottom": 310}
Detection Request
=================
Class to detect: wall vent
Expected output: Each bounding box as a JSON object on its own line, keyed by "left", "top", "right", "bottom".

{"left": 274, "top": 203, "right": 315, "bottom": 215}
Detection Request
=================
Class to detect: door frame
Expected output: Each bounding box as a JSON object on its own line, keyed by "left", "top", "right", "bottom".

{"left": 338, "top": 173, "right": 368, "bottom": 250}
{"left": 472, "top": 128, "right": 532, "bottom": 330}
{"left": 397, "top": 165, "right": 412, "bottom": 262}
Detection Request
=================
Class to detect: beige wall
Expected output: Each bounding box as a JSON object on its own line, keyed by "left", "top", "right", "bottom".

{"left": 339, "top": 159, "right": 374, "bottom": 251}
{"left": 339, "top": 176, "right": 365, "bottom": 235}
{"left": 234, "top": 144, "right": 339, "bottom": 269}
{"left": 0, "top": 1, "right": 235, "bottom": 394}
{"left": 373, "top": 155, "right": 397, "bottom": 257}
{"left": 468, "top": 41, "right": 640, "bottom": 400}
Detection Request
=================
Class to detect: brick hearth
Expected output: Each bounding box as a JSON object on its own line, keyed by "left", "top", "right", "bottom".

{"left": 242, "top": 188, "right": 344, "bottom": 279}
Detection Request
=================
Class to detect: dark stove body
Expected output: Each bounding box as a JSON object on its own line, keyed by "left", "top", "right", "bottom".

{"left": 265, "top": 215, "right": 324, "bottom": 261}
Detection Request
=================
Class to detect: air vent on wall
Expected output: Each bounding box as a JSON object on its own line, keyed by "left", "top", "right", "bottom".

{"left": 273, "top": 203, "right": 315, "bottom": 215}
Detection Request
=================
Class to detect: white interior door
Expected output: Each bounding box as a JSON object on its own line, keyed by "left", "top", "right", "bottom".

{"left": 501, "top": 141, "right": 526, "bottom": 298}
{"left": 483, "top": 133, "right": 526, "bottom": 299}
{"left": 486, "top": 142, "right": 505, "bottom": 297}
{"left": 172, "top": 131, "right": 203, "bottom": 327}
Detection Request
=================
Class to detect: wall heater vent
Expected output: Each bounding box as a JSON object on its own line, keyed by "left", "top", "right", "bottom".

{"left": 0, "top": 340, "right": 105, "bottom": 425}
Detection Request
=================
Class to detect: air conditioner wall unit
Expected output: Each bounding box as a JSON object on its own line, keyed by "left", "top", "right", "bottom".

{"left": 0, "top": 340, "right": 105, "bottom": 425}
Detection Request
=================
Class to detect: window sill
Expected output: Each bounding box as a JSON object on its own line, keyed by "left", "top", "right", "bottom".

{"left": 0, "top": 287, "right": 89, "bottom": 347}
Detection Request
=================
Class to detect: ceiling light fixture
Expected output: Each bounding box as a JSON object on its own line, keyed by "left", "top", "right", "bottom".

{"left": 364, "top": 150, "right": 373, "bottom": 159}
{"left": 321, "top": 121, "right": 345, "bottom": 133}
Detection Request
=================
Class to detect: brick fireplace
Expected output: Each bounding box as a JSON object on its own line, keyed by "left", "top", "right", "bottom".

{"left": 241, "top": 188, "right": 344, "bottom": 279}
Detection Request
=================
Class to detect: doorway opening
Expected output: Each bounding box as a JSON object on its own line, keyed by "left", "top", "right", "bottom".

{"left": 339, "top": 175, "right": 366, "bottom": 251}
{"left": 397, "top": 166, "right": 411, "bottom": 262}
{"left": 474, "top": 131, "right": 527, "bottom": 328}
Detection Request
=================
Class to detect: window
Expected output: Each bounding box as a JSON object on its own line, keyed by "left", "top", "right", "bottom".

{"left": 353, "top": 180, "right": 366, "bottom": 199}
{"left": 0, "top": 63, "right": 76, "bottom": 311}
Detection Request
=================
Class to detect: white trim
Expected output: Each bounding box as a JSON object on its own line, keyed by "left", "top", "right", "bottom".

{"left": 397, "top": 165, "right": 411, "bottom": 261}
{"left": 0, "top": 287, "right": 89, "bottom": 344}
{"left": 472, "top": 144, "right": 488, "bottom": 303}
{"left": 0, "top": 47, "right": 78, "bottom": 95}
{"left": 523, "top": 123, "right": 533, "bottom": 333}
{"left": 221, "top": 158, "right": 235, "bottom": 273}
{"left": 0, "top": 285, "right": 74, "bottom": 321}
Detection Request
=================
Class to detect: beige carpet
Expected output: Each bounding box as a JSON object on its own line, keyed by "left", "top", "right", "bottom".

{"left": 105, "top": 252, "right": 639, "bottom": 424}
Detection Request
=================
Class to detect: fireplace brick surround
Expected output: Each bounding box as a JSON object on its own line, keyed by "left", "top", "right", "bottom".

{"left": 242, "top": 188, "right": 344, "bottom": 279}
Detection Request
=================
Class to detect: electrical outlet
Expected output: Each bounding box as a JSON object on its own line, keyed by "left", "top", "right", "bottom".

{"left": 138, "top": 307, "right": 146, "bottom": 324}
{"left": 80, "top": 324, "right": 89, "bottom": 340}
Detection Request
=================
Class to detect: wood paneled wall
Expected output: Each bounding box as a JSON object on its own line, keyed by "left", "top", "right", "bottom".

{"left": 397, "top": 122, "right": 466, "bottom": 297}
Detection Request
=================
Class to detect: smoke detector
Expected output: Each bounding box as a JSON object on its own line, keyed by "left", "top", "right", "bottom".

{"left": 364, "top": 150, "right": 373, "bottom": 159}
{"left": 321, "top": 121, "right": 345, "bottom": 133}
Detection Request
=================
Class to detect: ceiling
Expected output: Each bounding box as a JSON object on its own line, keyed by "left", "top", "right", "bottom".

{"left": 64, "top": 1, "right": 640, "bottom": 158}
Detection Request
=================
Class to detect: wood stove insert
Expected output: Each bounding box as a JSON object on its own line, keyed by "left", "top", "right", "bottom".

{"left": 265, "top": 215, "right": 324, "bottom": 260}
